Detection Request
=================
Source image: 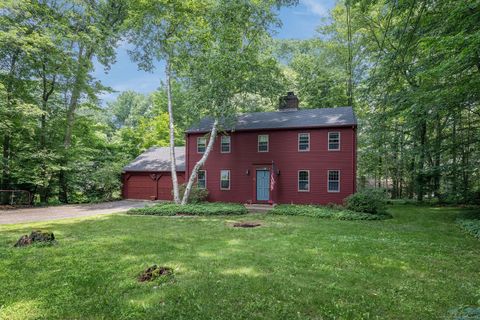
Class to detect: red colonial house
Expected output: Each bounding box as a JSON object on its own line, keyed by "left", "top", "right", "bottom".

{"left": 123, "top": 92, "right": 357, "bottom": 204}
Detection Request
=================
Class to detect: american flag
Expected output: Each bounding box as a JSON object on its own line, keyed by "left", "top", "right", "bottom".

{"left": 270, "top": 161, "right": 276, "bottom": 191}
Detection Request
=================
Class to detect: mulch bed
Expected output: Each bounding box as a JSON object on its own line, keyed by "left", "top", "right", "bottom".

{"left": 233, "top": 222, "right": 262, "bottom": 228}
{"left": 14, "top": 230, "right": 56, "bottom": 247}
{"left": 138, "top": 265, "right": 173, "bottom": 282}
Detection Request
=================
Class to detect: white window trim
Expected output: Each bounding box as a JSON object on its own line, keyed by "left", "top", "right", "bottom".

{"left": 298, "top": 133, "right": 310, "bottom": 152}
{"left": 220, "top": 135, "right": 231, "bottom": 153}
{"left": 220, "top": 169, "right": 231, "bottom": 190}
{"left": 327, "top": 170, "right": 341, "bottom": 193}
{"left": 298, "top": 170, "right": 310, "bottom": 192}
{"left": 197, "top": 136, "right": 207, "bottom": 153}
{"left": 258, "top": 134, "right": 269, "bottom": 152}
{"left": 197, "top": 170, "right": 207, "bottom": 189}
{"left": 328, "top": 132, "right": 341, "bottom": 151}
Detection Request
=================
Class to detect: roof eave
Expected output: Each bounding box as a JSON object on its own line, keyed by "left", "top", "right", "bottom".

{"left": 185, "top": 123, "right": 357, "bottom": 134}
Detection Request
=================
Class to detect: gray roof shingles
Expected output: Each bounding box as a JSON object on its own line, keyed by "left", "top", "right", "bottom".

{"left": 186, "top": 107, "right": 357, "bottom": 133}
{"left": 123, "top": 146, "right": 185, "bottom": 172}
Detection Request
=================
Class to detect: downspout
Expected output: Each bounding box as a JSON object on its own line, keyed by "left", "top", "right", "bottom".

{"left": 353, "top": 125, "right": 357, "bottom": 193}
{"left": 185, "top": 133, "right": 189, "bottom": 181}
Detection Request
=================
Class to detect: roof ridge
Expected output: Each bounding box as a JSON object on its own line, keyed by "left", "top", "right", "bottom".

{"left": 186, "top": 106, "right": 357, "bottom": 133}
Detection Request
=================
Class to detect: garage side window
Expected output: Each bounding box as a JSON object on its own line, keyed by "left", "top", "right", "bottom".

{"left": 197, "top": 137, "right": 206, "bottom": 153}
{"left": 328, "top": 170, "right": 340, "bottom": 192}
{"left": 220, "top": 170, "right": 230, "bottom": 190}
{"left": 197, "top": 170, "right": 206, "bottom": 189}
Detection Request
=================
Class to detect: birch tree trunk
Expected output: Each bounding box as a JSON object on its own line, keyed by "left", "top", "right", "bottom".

{"left": 181, "top": 119, "right": 218, "bottom": 205}
{"left": 165, "top": 58, "right": 180, "bottom": 203}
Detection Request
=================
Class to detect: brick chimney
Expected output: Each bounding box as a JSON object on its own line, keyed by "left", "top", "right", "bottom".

{"left": 279, "top": 92, "right": 299, "bottom": 111}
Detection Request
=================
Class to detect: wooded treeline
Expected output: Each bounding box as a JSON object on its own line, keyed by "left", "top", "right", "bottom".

{"left": 1, "top": 0, "right": 479, "bottom": 205}
{"left": 274, "top": 0, "right": 480, "bottom": 203}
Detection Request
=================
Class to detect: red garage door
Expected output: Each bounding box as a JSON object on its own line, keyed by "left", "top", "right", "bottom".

{"left": 123, "top": 172, "right": 184, "bottom": 200}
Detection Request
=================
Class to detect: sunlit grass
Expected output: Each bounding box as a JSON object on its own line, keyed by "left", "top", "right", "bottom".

{"left": 0, "top": 205, "right": 479, "bottom": 319}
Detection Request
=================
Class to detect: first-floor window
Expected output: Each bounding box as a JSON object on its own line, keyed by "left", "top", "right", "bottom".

{"left": 197, "top": 170, "right": 206, "bottom": 189}
{"left": 298, "top": 170, "right": 310, "bottom": 191}
{"left": 197, "top": 137, "right": 206, "bottom": 153}
{"left": 328, "top": 170, "right": 340, "bottom": 192}
{"left": 220, "top": 170, "right": 230, "bottom": 190}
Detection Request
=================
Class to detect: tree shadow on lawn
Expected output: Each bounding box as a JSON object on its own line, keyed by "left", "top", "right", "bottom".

{"left": 0, "top": 211, "right": 479, "bottom": 319}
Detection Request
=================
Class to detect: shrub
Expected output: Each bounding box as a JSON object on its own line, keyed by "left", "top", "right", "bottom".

{"left": 270, "top": 204, "right": 391, "bottom": 221}
{"left": 456, "top": 219, "right": 480, "bottom": 240}
{"left": 127, "top": 202, "right": 247, "bottom": 216}
{"left": 177, "top": 184, "right": 209, "bottom": 204}
{"left": 345, "top": 188, "right": 388, "bottom": 214}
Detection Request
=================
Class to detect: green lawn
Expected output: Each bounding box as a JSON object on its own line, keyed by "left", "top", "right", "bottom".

{"left": 0, "top": 205, "right": 479, "bottom": 319}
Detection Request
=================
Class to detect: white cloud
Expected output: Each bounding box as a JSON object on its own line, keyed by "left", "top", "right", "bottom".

{"left": 301, "top": 0, "right": 329, "bottom": 17}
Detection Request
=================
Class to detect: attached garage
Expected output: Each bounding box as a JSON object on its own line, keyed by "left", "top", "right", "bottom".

{"left": 122, "top": 147, "right": 185, "bottom": 200}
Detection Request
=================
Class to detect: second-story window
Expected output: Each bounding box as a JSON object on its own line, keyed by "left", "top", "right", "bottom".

{"left": 258, "top": 134, "right": 269, "bottom": 152}
{"left": 197, "top": 137, "right": 206, "bottom": 153}
{"left": 221, "top": 135, "right": 231, "bottom": 153}
{"left": 197, "top": 170, "right": 206, "bottom": 189}
{"left": 298, "top": 133, "right": 310, "bottom": 151}
{"left": 220, "top": 170, "right": 230, "bottom": 190}
{"left": 328, "top": 132, "right": 340, "bottom": 150}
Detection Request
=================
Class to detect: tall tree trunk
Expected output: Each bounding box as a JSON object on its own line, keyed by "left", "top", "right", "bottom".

{"left": 432, "top": 110, "right": 442, "bottom": 198}
{"left": 181, "top": 119, "right": 219, "bottom": 205}
{"left": 1, "top": 52, "right": 18, "bottom": 204}
{"left": 39, "top": 61, "right": 56, "bottom": 203}
{"left": 416, "top": 117, "right": 427, "bottom": 201}
{"left": 165, "top": 58, "right": 180, "bottom": 204}
{"left": 451, "top": 116, "right": 458, "bottom": 196}
{"left": 59, "top": 46, "right": 91, "bottom": 203}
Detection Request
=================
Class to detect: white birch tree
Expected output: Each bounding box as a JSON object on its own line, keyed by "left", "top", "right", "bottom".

{"left": 125, "top": 0, "right": 209, "bottom": 203}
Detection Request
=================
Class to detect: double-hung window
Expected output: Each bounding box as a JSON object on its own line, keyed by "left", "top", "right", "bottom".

{"left": 197, "top": 170, "right": 206, "bottom": 189}
{"left": 298, "top": 133, "right": 310, "bottom": 151}
{"left": 221, "top": 135, "right": 231, "bottom": 153}
{"left": 220, "top": 170, "right": 230, "bottom": 190}
{"left": 258, "top": 134, "right": 269, "bottom": 152}
{"left": 298, "top": 170, "right": 310, "bottom": 191}
{"left": 197, "top": 137, "right": 206, "bottom": 153}
{"left": 328, "top": 132, "right": 340, "bottom": 150}
{"left": 328, "top": 170, "right": 340, "bottom": 192}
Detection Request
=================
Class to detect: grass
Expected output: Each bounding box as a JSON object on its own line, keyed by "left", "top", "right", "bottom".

{"left": 0, "top": 205, "right": 479, "bottom": 319}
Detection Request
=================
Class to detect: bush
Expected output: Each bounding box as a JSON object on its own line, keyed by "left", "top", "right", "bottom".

{"left": 177, "top": 184, "right": 209, "bottom": 204}
{"left": 345, "top": 188, "right": 388, "bottom": 214}
{"left": 456, "top": 219, "right": 480, "bottom": 240}
{"left": 270, "top": 204, "right": 391, "bottom": 221}
{"left": 128, "top": 202, "right": 247, "bottom": 216}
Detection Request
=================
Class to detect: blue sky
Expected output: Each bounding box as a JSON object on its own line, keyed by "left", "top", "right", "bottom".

{"left": 93, "top": 0, "right": 337, "bottom": 103}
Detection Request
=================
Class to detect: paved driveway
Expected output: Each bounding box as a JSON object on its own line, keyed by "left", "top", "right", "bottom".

{"left": 0, "top": 200, "right": 153, "bottom": 225}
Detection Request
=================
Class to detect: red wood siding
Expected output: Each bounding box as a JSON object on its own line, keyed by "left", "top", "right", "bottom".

{"left": 123, "top": 172, "right": 185, "bottom": 200}
{"left": 186, "top": 127, "right": 356, "bottom": 204}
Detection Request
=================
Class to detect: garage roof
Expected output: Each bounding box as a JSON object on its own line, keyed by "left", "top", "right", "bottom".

{"left": 123, "top": 146, "right": 185, "bottom": 172}
{"left": 186, "top": 107, "right": 357, "bottom": 133}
